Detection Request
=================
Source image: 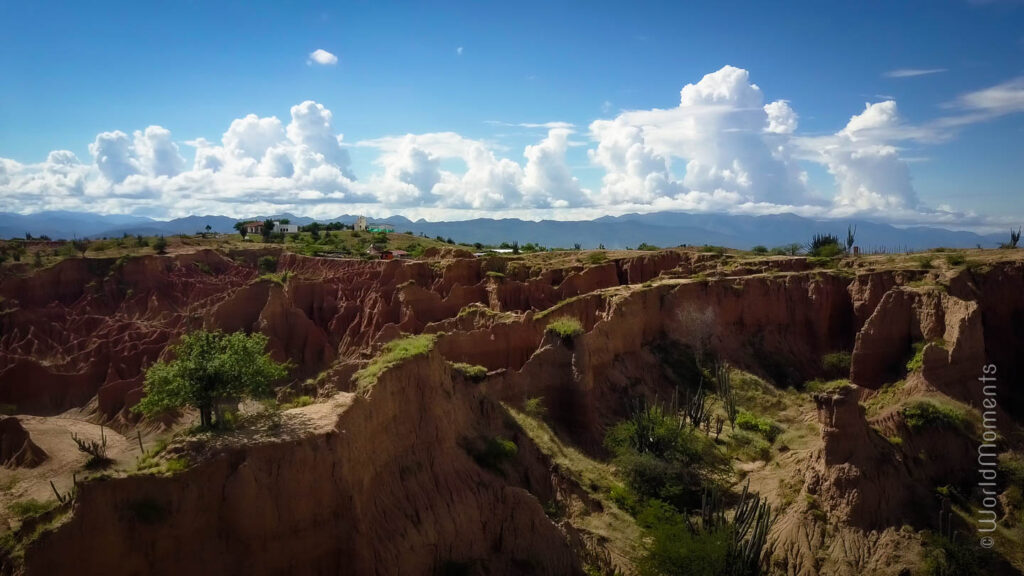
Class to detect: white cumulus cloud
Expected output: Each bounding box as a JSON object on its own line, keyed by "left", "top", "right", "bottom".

{"left": 1, "top": 68, "right": 1021, "bottom": 229}
{"left": 308, "top": 49, "right": 338, "bottom": 66}
{"left": 589, "top": 65, "right": 812, "bottom": 206}
{"left": 764, "top": 100, "right": 798, "bottom": 134}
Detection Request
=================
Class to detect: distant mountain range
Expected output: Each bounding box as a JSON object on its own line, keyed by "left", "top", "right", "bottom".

{"left": 0, "top": 210, "right": 1008, "bottom": 251}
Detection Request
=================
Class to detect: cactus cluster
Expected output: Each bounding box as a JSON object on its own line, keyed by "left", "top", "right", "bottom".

{"left": 688, "top": 481, "right": 774, "bottom": 576}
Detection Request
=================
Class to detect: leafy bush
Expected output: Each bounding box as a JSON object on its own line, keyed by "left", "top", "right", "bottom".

{"left": 464, "top": 436, "right": 518, "bottom": 474}
{"left": 152, "top": 236, "right": 168, "bottom": 255}
{"left": 524, "top": 396, "right": 547, "bottom": 419}
{"left": 164, "top": 457, "right": 189, "bottom": 474}
{"left": 354, "top": 334, "right": 438, "bottom": 393}
{"left": 735, "top": 411, "right": 781, "bottom": 442}
{"left": 751, "top": 245, "right": 768, "bottom": 255}
{"left": 258, "top": 255, "right": 277, "bottom": 273}
{"left": 546, "top": 317, "right": 584, "bottom": 339}
{"left": 605, "top": 402, "right": 727, "bottom": 510}
{"left": 636, "top": 483, "right": 773, "bottom": 576}
{"left": 814, "top": 243, "right": 843, "bottom": 258}
{"left": 585, "top": 251, "right": 608, "bottom": 265}
{"left": 944, "top": 253, "right": 966, "bottom": 266}
{"left": 902, "top": 400, "right": 968, "bottom": 432}
{"left": 636, "top": 501, "right": 731, "bottom": 576}
{"left": 700, "top": 245, "right": 726, "bottom": 255}
{"left": 450, "top": 362, "right": 488, "bottom": 382}
{"left": 637, "top": 243, "right": 660, "bottom": 251}
{"left": 821, "top": 352, "right": 851, "bottom": 378}
{"left": 808, "top": 233, "right": 842, "bottom": 257}
{"left": 914, "top": 255, "right": 935, "bottom": 270}
{"left": 922, "top": 531, "right": 994, "bottom": 576}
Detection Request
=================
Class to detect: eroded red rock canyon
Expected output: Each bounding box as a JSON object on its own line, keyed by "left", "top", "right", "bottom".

{"left": 1, "top": 248, "right": 1022, "bottom": 575}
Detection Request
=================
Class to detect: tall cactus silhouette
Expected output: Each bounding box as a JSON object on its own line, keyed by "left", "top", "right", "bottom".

{"left": 687, "top": 481, "right": 773, "bottom": 575}
{"left": 685, "top": 385, "right": 710, "bottom": 429}
{"left": 716, "top": 361, "right": 737, "bottom": 430}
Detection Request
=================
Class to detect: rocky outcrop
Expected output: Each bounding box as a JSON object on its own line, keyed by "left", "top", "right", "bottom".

{"left": 17, "top": 352, "right": 578, "bottom": 576}
{"left": 0, "top": 416, "right": 47, "bottom": 468}
{"left": 850, "top": 285, "right": 986, "bottom": 403}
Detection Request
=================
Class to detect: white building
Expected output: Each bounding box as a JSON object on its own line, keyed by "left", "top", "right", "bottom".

{"left": 355, "top": 216, "right": 368, "bottom": 232}
{"left": 275, "top": 222, "right": 299, "bottom": 234}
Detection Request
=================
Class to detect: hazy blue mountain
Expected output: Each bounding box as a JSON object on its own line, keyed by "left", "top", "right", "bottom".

{"left": 0, "top": 210, "right": 1009, "bottom": 251}
{"left": 0, "top": 211, "right": 154, "bottom": 239}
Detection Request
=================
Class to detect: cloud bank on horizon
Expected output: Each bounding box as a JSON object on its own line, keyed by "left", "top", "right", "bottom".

{"left": 1, "top": 66, "right": 1021, "bottom": 229}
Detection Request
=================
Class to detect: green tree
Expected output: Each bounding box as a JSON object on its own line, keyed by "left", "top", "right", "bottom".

{"left": 233, "top": 221, "right": 248, "bottom": 239}
{"left": 153, "top": 236, "right": 168, "bottom": 255}
{"left": 261, "top": 219, "right": 275, "bottom": 241}
{"left": 134, "top": 330, "right": 288, "bottom": 428}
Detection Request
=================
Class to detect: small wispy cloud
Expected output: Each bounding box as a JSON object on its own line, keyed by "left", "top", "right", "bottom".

{"left": 484, "top": 120, "right": 575, "bottom": 130}
{"left": 947, "top": 76, "right": 1024, "bottom": 115}
{"left": 308, "top": 49, "right": 338, "bottom": 66}
{"left": 883, "top": 68, "right": 947, "bottom": 78}
{"left": 456, "top": 46, "right": 463, "bottom": 56}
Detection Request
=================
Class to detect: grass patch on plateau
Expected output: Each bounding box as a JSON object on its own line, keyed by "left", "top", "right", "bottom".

{"left": 449, "top": 362, "right": 488, "bottom": 382}
{"left": 256, "top": 271, "right": 290, "bottom": 286}
{"left": 545, "top": 316, "right": 584, "bottom": 339}
{"left": 805, "top": 378, "right": 853, "bottom": 395}
{"left": 7, "top": 499, "right": 57, "bottom": 520}
{"left": 354, "top": 333, "right": 438, "bottom": 394}
{"left": 164, "top": 457, "right": 189, "bottom": 474}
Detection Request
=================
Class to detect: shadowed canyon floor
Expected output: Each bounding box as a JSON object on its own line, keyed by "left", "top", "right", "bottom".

{"left": 1, "top": 245, "right": 1023, "bottom": 575}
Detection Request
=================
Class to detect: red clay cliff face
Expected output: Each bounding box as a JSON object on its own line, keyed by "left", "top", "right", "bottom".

{"left": 19, "top": 352, "right": 579, "bottom": 576}
{"left": 3, "top": 250, "right": 1023, "bottom": 575}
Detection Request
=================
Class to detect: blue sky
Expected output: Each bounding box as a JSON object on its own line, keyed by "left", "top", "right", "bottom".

{"left": 1, "top": 0, "right": 1021, "bottom": 228}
